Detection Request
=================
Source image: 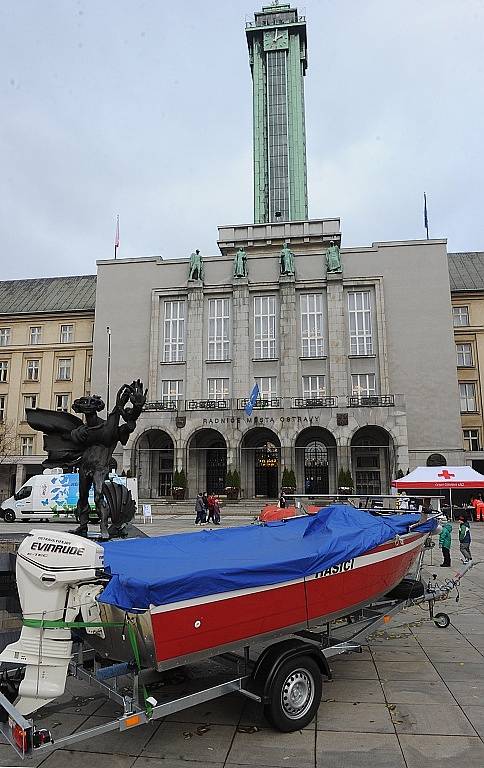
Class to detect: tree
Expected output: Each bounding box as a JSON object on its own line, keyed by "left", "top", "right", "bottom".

{"left": 0, "top": 421, "right": 16, "bottom": 466}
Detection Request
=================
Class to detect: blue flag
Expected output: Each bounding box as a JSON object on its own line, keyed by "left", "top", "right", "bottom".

{"left": 245, "top": 382, "right": 260, "bottom": 416}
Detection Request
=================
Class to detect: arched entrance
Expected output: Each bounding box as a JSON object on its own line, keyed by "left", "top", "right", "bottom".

{"left": 134, "top": 429, "right": 174, "bottom": 498}
{"left": 187, "top": 429, "right": 227, "bottom": 496}
{"left": 295, "top": 427, "right": 337, "bottom": 494}
{"left": 350, "top": 426, "right": 394, "bottom": 495}
{"left": 241, "top": 428, "right": 281, "bottom": 498}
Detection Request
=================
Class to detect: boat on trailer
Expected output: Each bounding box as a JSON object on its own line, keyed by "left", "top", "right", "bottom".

{"left": 0, "top": 503, "right": 452, "bottom": 757}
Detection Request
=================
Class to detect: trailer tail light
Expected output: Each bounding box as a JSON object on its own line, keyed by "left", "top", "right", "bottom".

{"left": 124, "top": 714, "right": 142, "bottom": 728}
{"left": 11, "top": 721, "right": 30, "bottom": 753}
{"left": 33, "top": 728, "right": 52, "bottom": 747}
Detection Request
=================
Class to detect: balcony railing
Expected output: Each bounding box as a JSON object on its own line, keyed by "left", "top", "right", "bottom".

{"left": 143, "top": 394, "right": 398, "bottom": 413}
{"left": 348, "top": 395, "right": 395, "bottom": 407}
{"left": 186, "top": 399, "right": 230, "bottom": 411}
{"left": 293, "top": 396, "right": 337, "bottom": 409}
{"left": 238, "top": 398, "right": 281, "bottom": 410}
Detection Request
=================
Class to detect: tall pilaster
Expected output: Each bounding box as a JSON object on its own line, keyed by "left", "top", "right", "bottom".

{"left": 185, "top": 282, "right": 204, "bottom": 400}
{"left": 279, "top": 274, "right": 298, "bottom": 399}
{"left": 326, "top": 272, "right": 348, "bottom": 399}
{"left": 232, "top": 278, "right": 250, "bottom": 399}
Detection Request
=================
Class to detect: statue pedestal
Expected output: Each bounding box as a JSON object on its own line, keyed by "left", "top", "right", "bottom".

{"left": 279, "top": 273, "right": 295, "bottom": 284}
{"left": 187, "top": 279, "right": 203, "bottom": 289}
{"left": 326, "top": 270, "right": 343, "bottom": 282}
{"left": 232, "top": 276, "right": 249, "bottom": 287}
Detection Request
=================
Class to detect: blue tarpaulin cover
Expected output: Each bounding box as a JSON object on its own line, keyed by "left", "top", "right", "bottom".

{"left": 99, "top": 505, "right": 437, "bottom": 611}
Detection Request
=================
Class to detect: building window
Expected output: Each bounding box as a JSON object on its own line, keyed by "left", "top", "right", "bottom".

{"left": 463, "top": 429, "right": 480, "bottom": 452}
{"left": 427, "top": 453, "right": 446, "bottom": 467}
{"left": 453, "top": 306, "right": 469, "bottom": 327}
{"left": 23, "top": 395, "right": 37, "bottom": 420}
{"left": 254, "top": 295, "right": 276, "bottom": 359}
{"left": 207, "top": 378, "right": 229, "bottom": 400}
{"left": 348, "top": 291, "right": 373, "bottom": 355}
{"left": 57, "top": 358, "right": 72, "bottom": 381}
{"left": 0, "top": 328, "right": 11, "bottom": 347}
{"left": 456, "top": 343, "right": 473, "bottom": 367}
{"left": 55, "top": 394, "right": 69, "bottom": 412}
{"left": 29, "top": 326, "right": 42, "bottom": 345}
{"left": 21, "top": 436, "right": 34, "bottom": 456}
{"left": 161, "top": 380, "right": 183, "bottom": 405}
{"left": 0, "top": 361, "right": 8, "bottom": 383}
{"left": 351, "top": 373, "right": 377, "bottom": 397}
{"left": 301, "top": 294, "right": 324, "bottom": 357}
{"left": 0, "top": 395, "right": 5, "bottom": 422}
{"left": 256, "top": 377, "right": 277, "bottom": 401}
{"left": 459, "top": 382, "right": 477, "bottom": 412}
{"left": 302, "top": 375, "right": 326, "bottom": 399}
{"left": 26, "top": 359, "right": 40, "bottom": 381}
{"left": 267, "top": 49, "right": 289, "bottom": 221}
{"left": 208, "top": 298, "right": 230, "bottom": 360}
{"left": 86, "top": 355, "right": 92, "bottom": 381}
{"left": 60, "top": 324, "right": 74, "bottom": 343}
{"left": 163, "top": 300, "right": 185, "bottom": 362}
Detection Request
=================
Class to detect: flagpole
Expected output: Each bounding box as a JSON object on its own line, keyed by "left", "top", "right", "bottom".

{"left": 114, "top": 214, "right": 120, "bottom": 259}
{"left": 424, "top": 193, "right": 429, "bottom": 240}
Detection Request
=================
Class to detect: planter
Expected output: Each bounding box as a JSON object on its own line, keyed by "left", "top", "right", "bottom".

{"left": 225, "top": 487, "right": 240, "bottom": 501}
{"left": 172, "top": 487, "right": 186, "bottom": 501}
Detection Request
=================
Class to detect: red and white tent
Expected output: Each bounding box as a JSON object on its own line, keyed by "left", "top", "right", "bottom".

{"left": 393, "top": 466, "right": 484, "bottom": 490}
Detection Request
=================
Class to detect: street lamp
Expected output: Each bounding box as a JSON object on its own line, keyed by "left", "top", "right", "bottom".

{"left": 106, "top": 326, "right": 112, "bottom": 413}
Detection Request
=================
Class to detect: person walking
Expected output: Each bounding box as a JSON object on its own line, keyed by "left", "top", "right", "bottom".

{"left": 279, "top": 491, "right": 286, "bottom": 509}
{"left": 439, "top": 516, "right": 452, "bottom": 567}
{"left": 207, "top": 493, "right": 216, "bottom": 524}
{"left": 458, "top": 516, "right": 472, "bottom": 562}
{"left": 213, "top": 497, "right": 221, "bottom": 525}
{"left": 195, "top": 492, "right": 206, "bottom": 525}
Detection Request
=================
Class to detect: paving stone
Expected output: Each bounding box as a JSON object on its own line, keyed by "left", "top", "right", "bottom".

{"left": 142, "top": 721, "right": 235, "bottom": 763}
{"left": 390, "top": 703, "right": 477, "bottom": 736}
{"left": 135, "top": 759, "right": 223, "bottom": 768}
{"left": 375, "top": 660, "right": 441, "bottom": 681}
{"left": 315, "top": 732, "right": 405, "bottom": 768}
{"left": 165, "top": 691, "right": 245, "bottom": 725}
{"left": 227, "top": 727, "right": 315, "bottom": 767}
{"left": 328, "top": 658, "right": 378, "bottom": 680}
{"left": 399, "top": 734, "right": 484, "bottom": 768}
{"left": 320, "top": 678, "right": 385, "bottom": 703}
{"left": 424, "top": 646, "right": 484, "bottom": 663}
{"left": 368, "top": 635, "right": 422, "bottom": 648}
{"left": 381, "top": 679, "right": 458, "bottom": 705}
{"left": 317, "top": 701, "right": 393, "bottom": 733}
{"left": 432, "top": 661, "right": 484, "bottom": 681}
{"left": 41, "top": 750, "right": 136, "bottom": 768}
{"left": 370, "top": 646, "right": 429, "bottom": 662}
{"left": 462, "top": 706, "right": 484, "bottom": 739}
{"left": 445, "top": 679, "right": 484, "bottom": 705}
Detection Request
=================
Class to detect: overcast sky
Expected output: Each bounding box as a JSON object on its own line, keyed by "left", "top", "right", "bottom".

{"left": 1, "top": 0, "right": 483, "bottom": 279}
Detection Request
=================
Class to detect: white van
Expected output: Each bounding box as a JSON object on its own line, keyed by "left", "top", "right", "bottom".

{"left": 0, "top": 472, "right": 138, "bottom": 523}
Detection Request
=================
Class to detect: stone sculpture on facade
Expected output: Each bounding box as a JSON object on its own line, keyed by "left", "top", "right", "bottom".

{"left": 326, "top": 240, "right": 342, "bottom": 273}
{"left": 233, "top": 247, "right": 248, "bottom": 278}
{"left": 26, "top": 380, "right": 147, "bottom": 540}
{"left": 280, "top": 242, "right": 295, "bottom": 276}
{"left": 188, "top": 249, "right": 204, "bottom": 281}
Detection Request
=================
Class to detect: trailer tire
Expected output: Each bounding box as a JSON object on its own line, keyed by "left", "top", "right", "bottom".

{"left": 434, "top": 612, "right": 450, "bottom": 629}
{"left": 3, "top": 510, "right": 15, "bottom": 523}
{"left": 264, "top": 655, "right": 322, "bottom": 732}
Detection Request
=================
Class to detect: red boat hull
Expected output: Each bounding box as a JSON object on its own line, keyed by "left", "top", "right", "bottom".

{"left": 150, "top": 531, "right": 425, "bottom": 666}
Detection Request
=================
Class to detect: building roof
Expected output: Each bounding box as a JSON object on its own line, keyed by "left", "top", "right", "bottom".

{"left": 0, "top": 275, "right": 96, "bottom": 315}
{"left": 448, "top": 252, "right": 484, "bottom": 292}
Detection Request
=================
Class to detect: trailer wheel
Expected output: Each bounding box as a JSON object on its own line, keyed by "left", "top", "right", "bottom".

{"left": 434, "top": 612, "right": 450, "bottom": 629}
{"left": 264, "top": 655, "right": 322, "bottom": 732}
{"left": 3, "top": 510, "right": 15, "bottom": 523}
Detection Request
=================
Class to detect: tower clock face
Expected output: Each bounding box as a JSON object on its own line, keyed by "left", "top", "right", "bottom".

{"left": 263, "top": 28, "right": 289, "bottom": 51}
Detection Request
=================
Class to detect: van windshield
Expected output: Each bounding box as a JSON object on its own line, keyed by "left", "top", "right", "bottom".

{"left": 15, "top": 486, "right": 32, "bottom": 501}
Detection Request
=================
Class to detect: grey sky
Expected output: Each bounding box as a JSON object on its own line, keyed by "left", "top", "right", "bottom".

{"left": 1, "top": 0, "right": 483, "bottom": 279}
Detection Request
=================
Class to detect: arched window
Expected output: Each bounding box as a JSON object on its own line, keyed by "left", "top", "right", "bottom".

{"left": 427, "top": 453, "right": 447, "bottom": 467}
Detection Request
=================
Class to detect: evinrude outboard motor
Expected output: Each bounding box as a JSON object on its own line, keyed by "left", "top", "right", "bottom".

{"left": 0, "top": 530, "right": 104, "bottom": 715}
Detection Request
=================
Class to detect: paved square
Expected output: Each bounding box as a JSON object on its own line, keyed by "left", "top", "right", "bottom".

{"left": 0, "top": 514, "right": 483, "bottom": 767}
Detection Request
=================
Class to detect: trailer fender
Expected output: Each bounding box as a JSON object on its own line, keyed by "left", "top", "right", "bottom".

{"left": 252, "top": 638, "right": 331, "bottom": 702}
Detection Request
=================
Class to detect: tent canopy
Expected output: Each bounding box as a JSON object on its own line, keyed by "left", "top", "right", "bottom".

{"left": 393, "top": 466, "right": 484, "bottom": 489}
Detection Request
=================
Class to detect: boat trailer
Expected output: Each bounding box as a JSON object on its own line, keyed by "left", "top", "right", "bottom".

{"left": 0, "top": 559, "right": 474, "bottom": 760}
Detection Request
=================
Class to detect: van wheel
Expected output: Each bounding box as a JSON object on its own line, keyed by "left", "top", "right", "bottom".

{"left": 264, "top": 656, "right": 322, "bottom": 732}
{"left": 3, "top": 510, "right": 15, "bottom": 523}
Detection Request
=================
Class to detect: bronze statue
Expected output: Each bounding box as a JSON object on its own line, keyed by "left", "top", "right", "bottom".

{"left": 188, "top": 249, "right": 204, "bottom": 281}
{"left": 26, "top": 380, "right": 147, "bottom": 540}
{"left": 280, "top": 242, "right": 295, "bottom": 276}
{"left": 326, "top": 240, "right": 342, "bottom": 273}
{"left": 233, "top": 247, "right": 247, "bottom": 278}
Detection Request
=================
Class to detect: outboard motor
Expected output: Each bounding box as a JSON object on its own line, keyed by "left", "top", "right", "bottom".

{"left": 0, "top": 530, "right": 104, "bottom": 715}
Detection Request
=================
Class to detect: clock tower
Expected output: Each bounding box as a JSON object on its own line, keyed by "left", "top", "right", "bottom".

{"left": 246, "top": 4, "right": 308, "bottom": 223}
